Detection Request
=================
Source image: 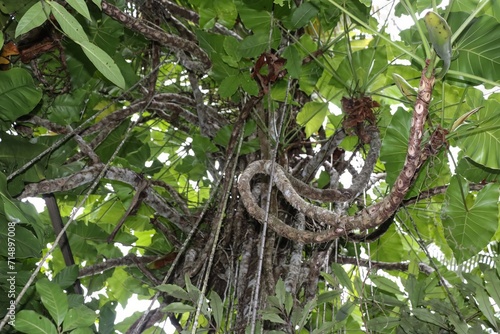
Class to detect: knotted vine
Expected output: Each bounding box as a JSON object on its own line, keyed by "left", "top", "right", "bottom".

{"left": 238, "top": 62, "right": 438, "bottom": 243}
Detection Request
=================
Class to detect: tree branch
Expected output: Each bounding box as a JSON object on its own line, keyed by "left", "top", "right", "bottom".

{"left": 101, "top": 1, "right": 210, "bottom": 72}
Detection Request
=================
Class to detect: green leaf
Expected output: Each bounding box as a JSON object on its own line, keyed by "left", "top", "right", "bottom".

{"left": 412, "top": 308, "right": 447, "bottom": 328}
{"left": 284, "top": 293, "right": 293, "bottom": 316}
{"left": 219, "top": 75, "right": 240, "bottom": 98}
{"left": 70, "top": 328, "right": 95, "bottom": 334}
{"left": 239, "top": 33, "right": 270, "bottom": 58}
{"left": 76, "top": 41, "right": 126, "bottom": 89}
{"left": 54, "top": 265, "right": 80, "bottom": 289}
{"left": 326, "top": 264, "right": 354, "bottom": 293}
{"left": 442, "top": 177, "right": 499, "bottom": 262}
{"left": 156, "top": 284, "right": 190, "bottom": 300}
{"left": 0, "top": 68, "right": 42, "bottom": 121}
{"left": 333, "top": 46, "right": 387, "bottom": 91}
{"left": 36, "top": 278, "right": 68, "bottom": 326}
{"left": 380, "top": 108, "right": 411, "bottom": 185}
{"left": 454, "top": 100, "right": 500, "bottom": 169}
{"left": 14, "top": 310, "right": 58, "bottom": 334}
{"left": 0, "top": 32, "right": 4, "bottom": 47}
{"left": 66, "top": 0, "right": 91, "bottom": 20}
{"left": 452, "top": 14, "right": 500, "bottom": 83}
{"left": 366, "top": 316, "right": 400, "bottom": 331}
{"left": 238, "top": 6, "right": 272, "bottom": 32}
{"left": 240, "top": 74, "right": 260, "bottom": 96}
{"left": 290, "top": 2, "right": 318, "bottom": 29}
{"left": 223, "top": 36, "right": 241, "bottom": 61}
{"left": 210, "top": 291, "right": 223, "bottom": 328}
{"left": 275, "top": 278, "right": 286, "bottom": 306}
{"left": 369, "top": 275, "right": 402, "bottom": 295}
{"left": 335, "top": 300, "right": 355, "bottom": 321}
{"left": 0, "top": 189, "right": 37, "bottom": 226}
{"left": 456, "top": 157, "right": 500, "bottom": 183}
{"left": 63, "top": 305, "right": 97, "bottom": 332}
{"left": 317, "top": 290, "right": 341, "bottom": 304}
{"left": 91, "top": 0, "right": 102, "bottom": 9}
{"left": 283, "top": 44, "right": 302, "bottom": 79}
{"left": 48, "top": 1, "right": 88, "bottom": 43}
{"left": 15, "top": 2, "right": 50, "bottom": 37}
{"left": 261, "top": 313, "right": 286, "bottom": 324}
{"left": 162, "top": 302, "right": 196, "bottom": 313}
{"left": 214, "top": 0, "right": 237, "bottom": 28}
{"left": 484, "top": 269, "right": 500, "bottom": 308}
{"left": 0, "top": 224, "right": 42, "bottom": 258}
{"left": 98, "top": 301, "right": 116, "bottom": 334}
{"left": 475, "top": 287, "right": 499, "bottom": 331}
{"left": 296, "top": 101, "right": 328, "bottom": 138}
{"left": 299, "top": 61, "right": 322, "bottom": 95}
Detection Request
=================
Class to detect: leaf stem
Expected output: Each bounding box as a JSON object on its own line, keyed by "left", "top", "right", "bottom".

{"left": 402, "top": 0, "right": 432, "bottom": 59}
{"left": 326, "top": 0, "right": 425, "bottom": 67}
{"left": 447, "top": 70, "right": 500, "bottom": 88}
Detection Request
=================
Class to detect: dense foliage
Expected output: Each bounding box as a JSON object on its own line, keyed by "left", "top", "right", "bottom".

{"left": 0, "top": 0, "right": 499, "bottom": 333}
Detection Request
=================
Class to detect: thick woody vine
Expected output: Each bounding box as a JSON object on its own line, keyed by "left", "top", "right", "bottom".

{"left": 238, "top": 61, "right": 444, "bottom": 243}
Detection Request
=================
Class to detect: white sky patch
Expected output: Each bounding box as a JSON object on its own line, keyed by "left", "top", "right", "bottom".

{"left": 21, "top": 197, "right": 45, "bottom": 213}
{"left": 131, "top": 113, "right": 140, "bottom": 122}
{"left": 157, "top": 152, "right": 170, "bottom": 164}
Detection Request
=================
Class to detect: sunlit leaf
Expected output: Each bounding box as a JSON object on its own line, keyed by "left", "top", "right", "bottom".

{"left": 49, "top": 1, "right": 88, "bottom": 42}
{"left": 15, "top": 2, "right": 50, "bottom": 37}
{"left": 452, "top": 13, "right": 500, "bottom": 82}
{"left": 296, "top": 101, "right": 328, "bottom": 138}
{"left": 66, "top": 0, "right": 91, "bottom": 20}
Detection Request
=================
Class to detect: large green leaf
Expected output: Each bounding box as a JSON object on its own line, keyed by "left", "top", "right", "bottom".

{"left": 456, "top": 157, "right": 500, "bottom": 183}
{"left": 62, "top": 305, "right": 97, "bottom": 332}
{"left": 380, "top": 108, "right": 411, "bottom": 186}
{"left": 14, "top": 310, "right": 58, "bottom": 334}
{"left": 452, "top": 13, "right": 500, "bottom": 82}
{"left": 441, "top": 177, "right": 499, "bottom": 262}
{"left": 237, "top": 5, "right": 272, "bottom": 32}
{"left": 0, "top": 224, "right": 42, "bottom": 258}
{"left": 36, "top": 278, "right": 68, "bottom": 326}
{"left": 332, "top": 46, "right": 388, "bottom": 91}
{"left": 454, "top": 100, "right": 500, "bottom": 169}
{"left": 48, "top": 1, "right": 88, "bottom": 43}
{"left": 0, "top": 133, "right": 47, "bottom": 185}
{"left": 239, "top": 29, "right": 281, "bottom": 58}
{"left": 15, "top": 2, "right": 49, "bottom": 37}
{"left": 296, "top": 101, "right": 329, "bottom": 138}
{"left": 289, "top": 2, "right": 319, "bottom": 29}
{"left": 77, "top": 41, "right": 126, "bottom": 89}
{"left": 53, "top": 265, "right": 80, "bottom": 289}
{"left": 0, "top": 68, "right": 42, "bottom": 121}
